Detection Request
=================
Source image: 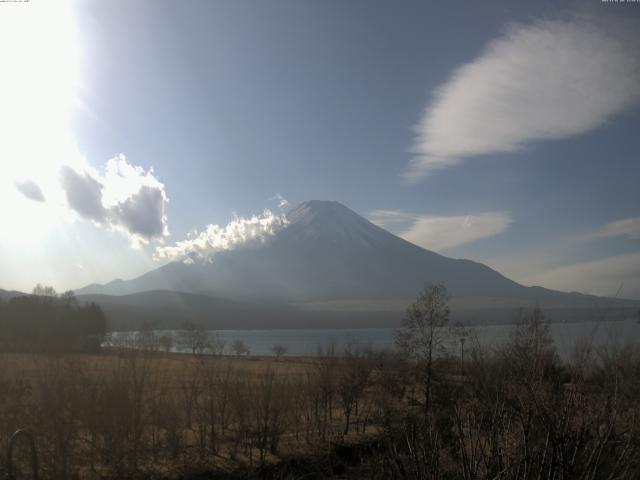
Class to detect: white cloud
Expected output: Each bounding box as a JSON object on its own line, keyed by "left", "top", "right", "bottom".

{"left": 482, "top": 219, "right": 640, "bottom": 299}
{"left": 269, "top": 193, "right": 290, "bottom": 209}
{"left": 59, "top": 155, "right": 169, "bottom": 243}
{"left": 368, "top": 209, "right": 418, "bottom": 227}
{"left": 402, "top": 213, "right": 512, "bottom": 251}
{"left": 408, "top": 15, "right": 640, "bottom": 178}
{"left": 370, "top": 210, "right": 511, "bottom": 251}
{"left": 521, "top": 252, "right": 640, "bottom": 299}
{"left": 154, "top": 209, "right": 288, "bottom": 262}
{"left": 596, "top": 217, "right": 640, "bottom": 240}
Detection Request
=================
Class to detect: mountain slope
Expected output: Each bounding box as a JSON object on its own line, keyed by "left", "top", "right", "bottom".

{"left": 0, "top": 289, "right": 27, "bottom": 302}
{"left": 76, "top": 290, "right": 405, "bottom": 331}
{"left": 76, "top": 200, "right": 639, "bottom": 314}
{"left": 77, "top": 201, "right": 519, "bottom": 299}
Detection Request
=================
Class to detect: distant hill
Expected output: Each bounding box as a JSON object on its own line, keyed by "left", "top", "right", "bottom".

{"left": 0, "top": 289, "right": 26, "bottom": 302}
{"left": 75, "top": 290, "right": 401, "bottom": 331}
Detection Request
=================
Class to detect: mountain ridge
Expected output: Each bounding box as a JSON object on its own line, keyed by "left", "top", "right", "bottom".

{"left": 77, "top": 200, "right": 636, "bottom": 303}
{"left": 60, "top": 200, "right": 639, "bottom": 329}
{"left": 76, "top": 200, "right": 631, "bottom": 305}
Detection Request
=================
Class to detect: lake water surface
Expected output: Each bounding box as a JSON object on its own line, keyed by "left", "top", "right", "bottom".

{"left": 109, "top": 319, "right": 640, "bottom": 359}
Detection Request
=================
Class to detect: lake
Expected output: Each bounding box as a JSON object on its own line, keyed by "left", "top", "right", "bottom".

{"left": 108, "top": 318, "right": 640, "bottom": 359}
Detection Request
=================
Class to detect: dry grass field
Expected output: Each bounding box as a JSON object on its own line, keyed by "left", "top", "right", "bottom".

{"left": 0, "top": 350, "right": 315, "bottom": 382}
{"left": 1, "top": 312, "right": 640, "bottom": 479}
{"left": 0, "top": 347, "right": 386, "bottom": 479}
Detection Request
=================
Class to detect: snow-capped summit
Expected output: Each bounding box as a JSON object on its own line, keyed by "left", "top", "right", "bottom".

{"left": 77, "top": 200, "right": 634, "bottom": 312}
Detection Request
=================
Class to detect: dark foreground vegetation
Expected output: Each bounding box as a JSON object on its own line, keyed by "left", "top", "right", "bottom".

{"left": 0, "top": 285, "right": 107, "bottom": 353}
{"left": 0, "top": 285, "right": 638, "bottom": 479}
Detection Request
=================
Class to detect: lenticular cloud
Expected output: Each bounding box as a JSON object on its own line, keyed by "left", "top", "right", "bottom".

{"left": 153, "top": 210, "right": 289, "bottom": 263}
{"left": 407, "top": 15, "right": 640, "bottom": 179}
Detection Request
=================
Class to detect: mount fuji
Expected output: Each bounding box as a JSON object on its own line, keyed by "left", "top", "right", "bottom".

{"left": 74, "top": 201, "right": 638, "bottom": 329}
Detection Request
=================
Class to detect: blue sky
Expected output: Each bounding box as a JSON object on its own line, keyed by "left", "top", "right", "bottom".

{"left": 1, "top": 0, "right": 639, "bottom": 298}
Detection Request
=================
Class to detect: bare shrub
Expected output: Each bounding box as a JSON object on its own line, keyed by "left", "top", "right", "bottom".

{"left": 231, "top": 339, "right": 250, "bottom": 356}
{"left": 271, "top": 344, "right": 287, "bottom": 360}
{"left": 180, "top": 322, "right": 211, "bottom": 356}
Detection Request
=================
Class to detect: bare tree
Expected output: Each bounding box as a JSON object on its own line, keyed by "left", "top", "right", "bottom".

{"left": 395, "top": 283, "right": 451, "bottom": 417}
{"left": 231, "top": 339, "right": 250, "bottom": 356}
{"left": 179, "top": 322, "right": 210, "bottom": 355}
{"left": 337, "top": 341, "right": 373, "bottom": 435}
{"left": 158, "top": 333, "right": 173, "bottom": 353}
{"left": 32, "top": 283, "right": 57, "bottom": 297}
{"left": 504, "top": 306, "right": 557, "bottom": 384}
{"left": 207, "top": 331, "right": 225, "bottom": 356}
{"left": 271, "top": 344, "right": 287, "bottom": 360}
{"left": 136, "top": 322, "right": 159, "bottom": 352}
{"left": 313, "top": 343, "right": 338, "bottom": 440}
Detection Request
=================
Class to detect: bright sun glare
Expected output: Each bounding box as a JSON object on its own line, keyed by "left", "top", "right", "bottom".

{"left": 0, "top": 0, "right": 84, "bottom": 243}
